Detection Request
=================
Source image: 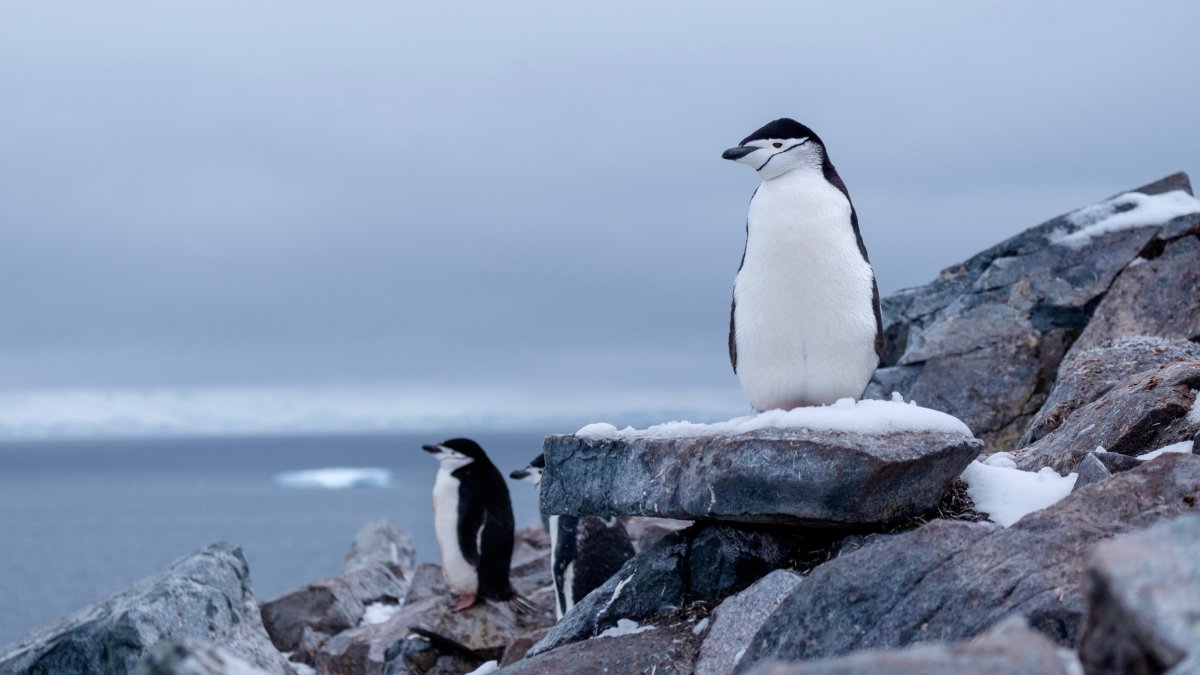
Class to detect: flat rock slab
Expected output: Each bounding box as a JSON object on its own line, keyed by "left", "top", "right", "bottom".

{"left": 542, "top": 405, "right": 981, "bottom": 526}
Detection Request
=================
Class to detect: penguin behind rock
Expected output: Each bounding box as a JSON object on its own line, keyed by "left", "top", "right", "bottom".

{"left": 510, "top": 454, "right": 636, "bottom": 619}
{"left": 421, "top": 438, "right": 537, "bottom": 613}
{"left": 722, "top": 118, "right": 883, "bottom": 411}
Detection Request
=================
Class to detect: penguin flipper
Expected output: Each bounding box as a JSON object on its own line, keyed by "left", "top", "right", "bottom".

{"left": 728, "top": 295, "right": 738, "bottom": 374}
{"left": 456, "top": 497, "right": 485, "bottom": 567}
{"left": 476, "top": 503, "right": 518, "bottom": 601}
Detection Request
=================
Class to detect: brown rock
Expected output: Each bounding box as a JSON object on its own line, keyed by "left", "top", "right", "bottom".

{"left": 260, "top": 564, "right": 407, "bottom": 653}
{"left": 499, "top": 622, "right": 700, "bottom": 675}
{"left": 1014, "top": 360, "right": 1200, "bottom": 473}
{"left": 1023, "top": 336, "right": 1200, "bottom": 445}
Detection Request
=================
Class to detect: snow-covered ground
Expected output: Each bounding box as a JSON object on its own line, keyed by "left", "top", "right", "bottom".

{"left": 577, "top": 395, "right": 972, "bottom": 440}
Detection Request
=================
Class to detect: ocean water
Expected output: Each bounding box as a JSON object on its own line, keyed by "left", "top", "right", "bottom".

{"left": 0, "top": 431, "right": 547, "bottom": 646}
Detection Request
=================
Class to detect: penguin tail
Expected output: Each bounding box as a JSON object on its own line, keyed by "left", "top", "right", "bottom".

{"left": 505, "top": 592, "right": 542, "bottom": 616}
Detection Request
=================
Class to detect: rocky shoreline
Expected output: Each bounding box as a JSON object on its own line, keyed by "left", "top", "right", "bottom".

{"left": 2, "top": 173, "right": 1199, "bottom": 674}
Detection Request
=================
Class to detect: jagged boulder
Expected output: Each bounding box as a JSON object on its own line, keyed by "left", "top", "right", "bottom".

{"left": 1069, "top": 216, "right": 1200, "bottom": 355}
{"left": 541, "top": 401, "right": 981, "bottom": 527}
{"left": 130, "top": 639, "right": 277, "bottom": 675}
{"left": 528, "top": 523, "right": 807, "bottom": 658}
{"left": 744, "top": 617, "right": 1071, "bottom": 675}
{"left": 1079, "top": 514, "right": 1200, "bottom": 675}
{"left": 341, "top": 520, "right": 416, "bottom": 579}
{"left": 695, "top": 570, "right": 803, "bottom": 675}
{"left": 260, "top": 564, "right": 409, "bottom": 654}
{"left": 867, "top": 172, "right": 1195, "bottom": 451}
{"left": 0, "top": 542, "right": 290, "bottom": 675}
{"left": 1014, "top": 359, "right": 1200, "bottom": 474}
{"left": 734, "top": 454, "right": 1200, "bottom": 673}
{"left": 1023, "top": 337, "right": 1200, "bottom": 445}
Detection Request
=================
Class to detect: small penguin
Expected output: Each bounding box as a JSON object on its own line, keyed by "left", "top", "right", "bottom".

{"left": 510, "top": 454, "right": 635, "bottom": 619}
{"left": 422, "top": 438, "right": 536, "bottom": 613}
{"left": 722, "top": 118, "right": 883, "bottom": 411}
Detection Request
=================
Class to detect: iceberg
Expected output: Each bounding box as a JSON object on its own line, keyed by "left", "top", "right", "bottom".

{"left": 273, "top": 467, "right": 392, "bottom": 489}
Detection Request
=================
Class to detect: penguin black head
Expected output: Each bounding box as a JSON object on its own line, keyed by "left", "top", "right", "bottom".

{"left": 421, "top": 437, "right": 489, "bottom": 471}
{"left": 722, "top": 118, "right": 828, "bottom": 180}
{"left": 509, "top": 453, "right": 545, "bottom": 485}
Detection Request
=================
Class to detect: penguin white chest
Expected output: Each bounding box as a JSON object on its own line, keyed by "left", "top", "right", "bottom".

{"left": 733, "top": 171, "right": 879, "bottom": 410}
{"left": 432, "top": 469, "right": 479, "bottom": 595}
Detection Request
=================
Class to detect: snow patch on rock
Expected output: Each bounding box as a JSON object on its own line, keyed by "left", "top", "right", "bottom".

{"left": 961, "top": 461, "right": 1077, "bottom": 526}
{"left": 1050, "top": 190, "right": 1200, "bottom": 250}
{"left": 577, "top": 398, "right": 972, "bottom": 440}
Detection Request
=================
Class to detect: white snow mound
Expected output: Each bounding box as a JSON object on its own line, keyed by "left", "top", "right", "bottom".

{"left": 1137, "top": 440, "right": 1194, "bottom": 462}
{"left": 960, "top": 461, "right": 1076, "bottom": 527}
{"left": 577, "top": 398, "right": 972, "bottom": 440}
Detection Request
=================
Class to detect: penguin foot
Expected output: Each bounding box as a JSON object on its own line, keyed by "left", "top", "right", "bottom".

{"left": 505, "top": 593, "right": 542, "bottom": 616}
{"left": 451, "top": 594, "right": 478, "bottom": 611}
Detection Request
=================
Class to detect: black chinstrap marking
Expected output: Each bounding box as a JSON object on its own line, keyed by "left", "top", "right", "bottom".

{"left": 756, "top": 138, "right": 810, "bottom": 172}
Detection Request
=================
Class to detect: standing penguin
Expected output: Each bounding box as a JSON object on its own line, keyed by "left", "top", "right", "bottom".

{"left": 510, "top": 455, "right": 635, "bottom": 619}
{"left": 421, "top": 438, "right": 536, "bottom": 613}
{"left": 722, "top": 118, "right": 883, "bottom": 411}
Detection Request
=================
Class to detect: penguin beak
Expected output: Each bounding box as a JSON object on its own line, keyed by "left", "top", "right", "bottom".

{"left": 509, "top": 468, "right": 529, "bottom": 480}
{"left": 421, "top": 444, "right": 442, "bottom": 455}
{"left": 722, "top": 146, "right": 758, "bottom": 161}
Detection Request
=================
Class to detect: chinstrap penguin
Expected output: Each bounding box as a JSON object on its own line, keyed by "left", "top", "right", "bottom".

{"left": 511, "top": 454, "right": 635, "bottom": 620}
{"left": 722, "top": 118, "right": 883, "bottom": 411}
{"left": 422, "top": 438, "right": 538, "bottom": 613}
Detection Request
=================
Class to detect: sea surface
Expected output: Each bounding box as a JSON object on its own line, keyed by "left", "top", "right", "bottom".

{"left": 0, "top": 431, "right": 547, "bottom": 646}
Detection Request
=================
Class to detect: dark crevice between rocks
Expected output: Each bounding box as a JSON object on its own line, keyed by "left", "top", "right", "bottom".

{"left": 782, "top": 479, "right": 985, "bottom": 576}
{"left": 1137, "top": 237, "right": 1168, "bottom": 261}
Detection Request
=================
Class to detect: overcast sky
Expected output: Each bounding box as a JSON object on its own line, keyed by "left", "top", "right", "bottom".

{"left": 1, "top": 2, "right": 1198, "bottom": 436}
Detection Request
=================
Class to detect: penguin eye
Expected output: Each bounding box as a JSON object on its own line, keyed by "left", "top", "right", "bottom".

{"left": 772, "top": 142, "right": 783, "bottom": 149}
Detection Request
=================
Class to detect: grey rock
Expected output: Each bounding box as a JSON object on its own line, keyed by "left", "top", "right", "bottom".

{"left": 1023, "top": 337, "right": 1200, "bottom": 444}
{"left": 1071, "top": 220, "right": 1200, "bottom": 355}
{"left": 744, "top": 616, "right": 1069, "bottom": 675}
{"left": 870, "top": 172, "right": 1193, "bottom": 451}
{"left": 499, "top": 622, "right": 700, "bottom": 675}
{"left": 1071, "top": 453, "right": 1111, "bottom": 492}
{"left": 342, "top": 520, "right": 416, "bottom": 580}
{"left": 540, "top": 428, "right": 980, "bottom": 527}
{"left": 131, "top": 639, "right": 276, "bottom": 675}
{"left": 734, "top": 454, "right": 1200, "bottom": 672}
{"left": 528, "top": 523, "right": 805, "bottom": 657}
{"left": 1014, "top": 360, "right": 1200, "bottom": 473}
{"left": 695, "top": 570, "right": 803, "bottom": 675}
{"left": 1093, "top": 451, "right": 1143, "bottom": 474}
{"left": 0, "top": 542, "right": 290, "bottom": 675}
{"left": 1079, "top": 515, "right": 1200, "bottom": 675}
{"left": 388, "top": 629, "right": 482, "bottom": 675}
{"left": 260, "top": 564, "right": 408, "bottom": 653}
{"left": 315, "top": 554, "right": 555, "bottom": 675}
